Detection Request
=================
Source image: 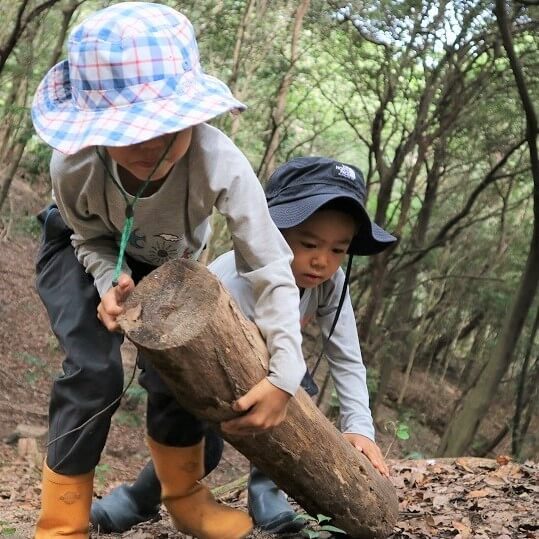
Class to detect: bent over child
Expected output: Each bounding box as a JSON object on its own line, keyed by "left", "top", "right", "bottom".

{"left": 30, "top": 3, "right": 306, "bottom": 538}
{"left": 90, "top": 156, "right": 397, "bottom": 535}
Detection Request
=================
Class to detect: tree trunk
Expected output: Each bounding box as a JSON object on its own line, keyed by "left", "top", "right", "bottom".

{"left": 119, "top": 259, "right": 398, "bottom": 539}
{"left": 512, "top": 306, "right": 539, "bottom": 457}
{"left": 257, "top": 0, "right": 310, "bottom": 180}
{"left": 436, "top": 228, "right": 539, "bottom": 457}
{"left": 0, "top": 0, "right": 63, "bottom": 76}
{"left": 0, "top": 130, "right": 27, "bottom": 213}
{"left": 436, "top": 0, "right": 539, "bottom": 458}
{"left": 0, "top": 0, "right": 78, "bottom": 214}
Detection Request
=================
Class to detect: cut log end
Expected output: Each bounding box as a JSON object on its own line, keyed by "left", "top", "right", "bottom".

{"left": 119, "top": 259, "right": 220, "bottom": 349}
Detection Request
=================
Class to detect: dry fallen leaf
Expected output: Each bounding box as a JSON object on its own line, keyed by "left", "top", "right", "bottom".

{"left": 483, "top": 475, "right": 507, "bottom": 487}
{"left": 455, "top": 457, "right": 475, "bottom": 473}
{"left": 452, "top": 518, "right": 472, "bottom": 539}
{"left": 468, "top": 487, "right": 495, "bottom": 498}
{"left": 493, "top": 462, "right": 524, "bottom": 479}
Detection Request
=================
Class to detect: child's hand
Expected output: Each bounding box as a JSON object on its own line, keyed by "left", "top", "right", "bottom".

{"left": 97, "top": 273, "right": 135, "bottom": 332}
{"left": 343, "top": 433, "right": 390, "bottom": 478}
{"left": 221, "top": 378, "right": 291, "bottom": 436}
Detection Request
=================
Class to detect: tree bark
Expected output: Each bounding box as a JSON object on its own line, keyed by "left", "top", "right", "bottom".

{"left": 512, "top": 306, "right": 539, "bottom": 457}
{"left": 436, "top": 0, "right": 539, "bottom": 458}
{"left": 257, "top": 0, "right": 310, "bottom": 180}
{"left": 0, "top": 130, "right": 27, "bottom": 213}
{"left": 119, "top": 259, "right": 398, "bottom": 539}
{"left": 0, "top": 0, "right": 62, "bottom": 75}
{"left": 0, "top": 0, "right": 80, "bottom": 214}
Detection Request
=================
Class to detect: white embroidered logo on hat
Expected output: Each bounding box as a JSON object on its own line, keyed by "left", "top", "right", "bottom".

{"left": 335, "top": 164, "right": 356, "bottom": 180}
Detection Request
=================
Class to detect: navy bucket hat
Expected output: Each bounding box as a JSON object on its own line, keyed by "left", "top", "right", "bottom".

{"left": 265, "top": 156, "right": 397, "bottom": 255}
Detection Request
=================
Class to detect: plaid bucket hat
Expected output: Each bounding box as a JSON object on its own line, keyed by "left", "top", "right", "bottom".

{"left": 31, "top": 2, "right": 246, "bottom": 155}
{"left": 266, "top": 156, "right": 397, "bottom": 255}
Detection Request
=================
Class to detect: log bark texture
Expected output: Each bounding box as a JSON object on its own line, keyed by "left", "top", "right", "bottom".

{"left": 119, "top": 259, "right": 398, "bottom": 539}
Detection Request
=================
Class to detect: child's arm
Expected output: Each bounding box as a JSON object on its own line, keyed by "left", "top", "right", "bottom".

{"left": 201, "top": 135, "right": 306, "bottom": 431}
{"left": 206, "top": 253, "right": 303, "bottom": 434}
{"left": 318, "top": 269, "right": 389, "bottom": 477}
{"left": 207, "top": 251, "right": 302, "bottom": 434}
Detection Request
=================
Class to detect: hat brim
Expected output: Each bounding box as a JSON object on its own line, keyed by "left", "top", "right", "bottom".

{"left": 31, "top": 60, "right": 246, "bottom": 155}
{"left": 268, "top": 193, "right": 397, "bottom": 255}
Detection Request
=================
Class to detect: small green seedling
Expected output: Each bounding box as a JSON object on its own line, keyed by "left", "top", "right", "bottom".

{"left": 384, "top": 420, "right": 411, "bottom": 458}
{"left": 297, "top": 512, "right": 347, "bottom": 538}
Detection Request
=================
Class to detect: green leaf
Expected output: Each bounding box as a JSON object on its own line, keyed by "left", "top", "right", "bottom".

{"left": 320, "top": 524, "right": 347, "bottom": 533}
{"left": 396, "top": 423, "right": 410, "bottom": 440}
{"left": 302, "top": 530, "right": 320, "bottom": 539}
{"left": 317, "top": 513, "right": 332, "bottom": 524}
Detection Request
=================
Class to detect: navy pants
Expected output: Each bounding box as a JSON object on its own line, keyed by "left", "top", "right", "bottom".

{"left": 36, "top": 205, "right": 222, "bottom": 475}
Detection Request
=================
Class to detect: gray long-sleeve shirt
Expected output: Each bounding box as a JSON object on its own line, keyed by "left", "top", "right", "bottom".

{"left": 210, "top": 251, "right": 375, "bottom": 440}
{"left": 50, "top": 123, "right": 306, "bottom": 396}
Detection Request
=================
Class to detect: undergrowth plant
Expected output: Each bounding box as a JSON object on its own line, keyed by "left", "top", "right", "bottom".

{"left": 384, "top": 420, "right": 411, "bottom": 459}
{"left": 296, "top": 513, "right": 346, "bottom": 538}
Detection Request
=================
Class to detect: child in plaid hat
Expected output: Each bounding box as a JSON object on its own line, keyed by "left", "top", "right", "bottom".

{"left": 91, "top": 156, "right": 397, "bottom": 535}
{"left": 31, "top": 3, "right": 306, "bottom": 538}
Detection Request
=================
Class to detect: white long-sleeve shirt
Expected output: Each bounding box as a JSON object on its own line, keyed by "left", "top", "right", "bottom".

{"left": 210, "top": 251, "right": 375, "bottom": 440}
{"left": 50, "top": 123, "right": 306, "bottom": 396}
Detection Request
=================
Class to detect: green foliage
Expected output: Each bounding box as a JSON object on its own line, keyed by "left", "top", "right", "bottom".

{"left": 47, "top": 334, "right": 60, "bottom": 354}
{"left": 19, "top": 352, "right": 48, "bottom": 386}
{"left": 118, "top": 369, "right": 146, "bottom": 420}
{"left": 297, "top": 512, "right": 346, "bottom": 538}
{"left": 21, "top": 141, "right": 52, "bottom": 176}
{"left": 384, "top": 419, "right": 412, "bottom": 458}
{"left": 405, "top": 450, "right": 424, "bottom": 460}
{"left": 123, "top": 382, "right": 147, "bottom": 410}
{"left": 0, "top": 521, "right": 16, "bottom": 536}
{"left": 13, "top": 214, "right": 41, "bottom": 239}
{"left": 94, "top": 463, "right": 110, "bottom": 487}
{"left": 113, "top": 410, "right": 143, "bottom": 428}
{"left": 396, "top": 422, "right": 411, "bottom": 441}
{"left": 366, "top": 368, "right": 379, "bottom": 396}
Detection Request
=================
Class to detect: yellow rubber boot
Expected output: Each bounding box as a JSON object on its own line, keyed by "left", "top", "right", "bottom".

{"left": 34, "top": 463, "right": 94, "bottom": 538}
{"left": 148, "top": 436, "right": 253, "bottom": 539}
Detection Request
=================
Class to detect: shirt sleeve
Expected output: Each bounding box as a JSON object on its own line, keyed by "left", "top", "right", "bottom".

{"left": 200, "top": 132, "right": 306, "bottom": 396}
{"left": 50, "top": 149, "right": 131, "bottom": 297}
{"left": 317, "top": 269, "right": 375, "bottom": 440}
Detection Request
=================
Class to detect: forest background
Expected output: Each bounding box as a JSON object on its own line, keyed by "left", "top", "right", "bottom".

{"left": 0, "top": 0, "right": 538, "bottom": 489}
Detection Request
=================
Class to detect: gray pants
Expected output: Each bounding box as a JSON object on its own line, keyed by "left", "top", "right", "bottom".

{"left": 36, "top": 205, "right": 213, "bottom": 475}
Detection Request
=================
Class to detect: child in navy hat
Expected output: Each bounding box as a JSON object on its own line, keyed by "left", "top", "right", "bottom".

{"left": 31, "top": 3, "right": 307, "bottom": 538}
{"left": 91, "top": 156, "right": 397, "bottom": 535}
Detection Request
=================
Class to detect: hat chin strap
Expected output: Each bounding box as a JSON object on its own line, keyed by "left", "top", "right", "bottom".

{"left": 95, "top": 134, "right": 178, "bottom": 286}
{"left": 310, "top": 254, "right": 354, "bottom": 377}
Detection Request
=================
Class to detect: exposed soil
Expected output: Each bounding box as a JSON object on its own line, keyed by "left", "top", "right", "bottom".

{"left": 0, "top": 179, "right": 537, "bottom": 539}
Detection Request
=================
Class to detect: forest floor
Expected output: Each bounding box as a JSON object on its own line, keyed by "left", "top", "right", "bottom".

{"left": 0, "top": 178, "right": 537, "bottom": 538}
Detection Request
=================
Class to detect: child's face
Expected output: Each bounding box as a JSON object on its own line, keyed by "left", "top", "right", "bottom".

{"left": 106, "top": 128, "right": 192, "bottom": 181}
{"left": 282, "top": 209, "right": 356, "bottom": 289}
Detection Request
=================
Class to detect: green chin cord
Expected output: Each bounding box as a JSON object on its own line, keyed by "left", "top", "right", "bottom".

{"left": 95, "top": 133, "right": 179, "bottom": 287}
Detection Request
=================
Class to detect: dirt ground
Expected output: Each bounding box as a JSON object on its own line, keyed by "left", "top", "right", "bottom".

{"left": 0, "top": 179, "right": 537, "bottom": 538}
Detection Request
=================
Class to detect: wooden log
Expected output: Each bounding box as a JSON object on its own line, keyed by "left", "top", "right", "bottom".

{"left": 119, "top": 259, "right": 398, "bottom": 539}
